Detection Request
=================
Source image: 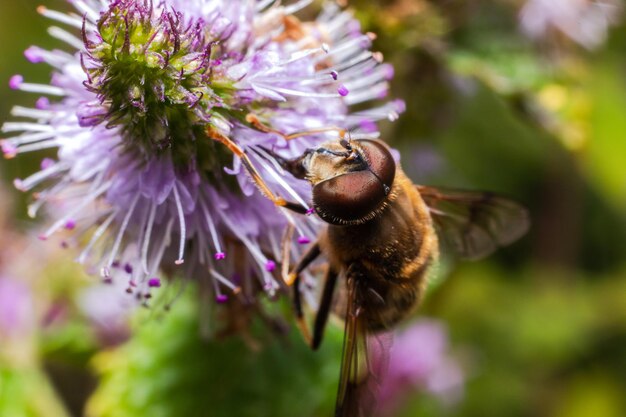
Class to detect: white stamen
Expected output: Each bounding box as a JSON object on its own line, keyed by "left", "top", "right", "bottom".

{"left": 250, "top": 149, "right": 309, "bottom": 208}
{"left": 27, "top": 199, "right": 46, "bottom": 219}
{"left": 344, "top": 67, "right": 391, "bottom": 91}
{"left": 267, "top": 229, "right": 281, "bottom": 260}
{"left": 345, "top": 82, "right": 389, "bottom": 106}
{"left": 254, "top": 74, "right": 334, "bottom": 86}
{"left": 2, "top": 122, "right": 55, "bottom": 133}
{"left": 150, "top": 218, "right": 174, "bottom": 273}
{"left": 279, "top": 47, "right": 326, "bottom": 66}
{"left": 346, "top": 102, "right": 404, "bottom": 123}
{"left": 14, "top": 161, "right": 66, "bottom": 191}
{"left": 38, "top": 6, "right": 91, "bottom": 30}
{"left": 280, "top": 208, "right": 309, "bottom": 241}
{"left": 252, "top": 83, "right": 341, "bottom": 98}
{"left": 213, "top": 215, "right": 279, "bottom": 294}
{"left": 256, "top": 0, "right": 277, "bottom": 11}
{"left": 284, "top": 0, "right": 314, "bottom": 14}
{"left": 106, "top": 194, "right": 140, "bottom": 267}
{"left": 172, "top": 185, "right": 186, "bottom": 265}
{"left": 13, "top": 82, "right": 65, "bottom": 96}
{"left": 209, "top": 268, "right": 240, "bottom": 292}
{"left": 4, "top": 131, "right": 56, "bottom": 146}
{"left": 10, "top": 106, "right": 56, "bottom": 120}
{"left": 211, "top": 272, "right": 223, "bottom": 298}
{"left": 317, "top": 35, "right": 373, "bottom": 63}
{"left": 14, "top": 140, "right": 60, "bottom": 154}
{"left": 141, "top": 202, "right": 157, "bottom": 274}
{"left": 200, "top": 195, "right": 224, "bottom": 256}
{"left": 219, "top": 213, "right": 268, "bottom": 265}
{"left": 326, "top": 52, "right": 374, "bottom": 75}
{"left": 48, "top": 26, "right": 85, "bottom": 50}
{"left": 73, "top": 159, "right": 109, "bottom": 183}
{"left": 41, "top": 181, "right": 111, "bottom": 239}
{"left": 72, "top": 0, "right": 100, "bottom": 21}
{"left": 320, "top": 5, "right": 352, "bottom": 31}
{"left": 335, "top": 58, "right": 378, "bottom": 80}
{"left": 76, "top": 210, "right": 117, "bottom": 263}
{"left": 25, "top": 46, "right": 75, "bottom": 70}
{"left": 28, "top": 48, "right": 74, "bottom": 68}
{"left": 27, "top": 177, "right": 71, "bottom": 218}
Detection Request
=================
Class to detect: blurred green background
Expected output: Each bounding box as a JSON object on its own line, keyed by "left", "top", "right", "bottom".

{"left": 2, "top": 1, "right": 626, "bottom": 417}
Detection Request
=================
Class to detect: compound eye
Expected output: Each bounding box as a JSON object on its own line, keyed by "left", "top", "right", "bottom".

{"left": 358, "top": 140, "right": 396, "bottom": 192}
{"left": 312, "top": 170, "right": 387, "bottom": 225}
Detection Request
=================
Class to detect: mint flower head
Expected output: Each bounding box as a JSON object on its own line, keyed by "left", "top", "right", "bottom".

{"left": 2, "top": 0, "right": 402, "bottom": 306}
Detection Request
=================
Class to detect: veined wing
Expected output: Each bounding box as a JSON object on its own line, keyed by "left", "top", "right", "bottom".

{"left": 335, "top": 278, "right": 392, "bottom": 417}
{"left": 416, "top": 185, "right": 530, "bottom": 260}
{"left": 335, "top": 275, "right": 370, "bottom": 417}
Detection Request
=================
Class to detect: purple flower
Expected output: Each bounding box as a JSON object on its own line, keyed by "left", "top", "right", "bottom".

{"left": 2, "top": 0, "right": 402, "bottom": 306}
{"left": 78, "top": 278, "right": 135, "bottom": 346}
{"left": 0, "top": 276, "right": 35, "bottom": 339}
{"left": 375, "top": 320, "right": 464, "bottom": 415}
{"left": 520, "top": 0, "right": 622, "bottom": 49}
{"left": 407, "top": 143, "right": 445, "bottom": 182}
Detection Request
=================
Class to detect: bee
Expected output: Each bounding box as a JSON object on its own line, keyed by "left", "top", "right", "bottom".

{"left": 208, "top": 122, "right": 529, "bottom": 417}
{"left": 267, "top": 138, "right": 529, "bottom": 417}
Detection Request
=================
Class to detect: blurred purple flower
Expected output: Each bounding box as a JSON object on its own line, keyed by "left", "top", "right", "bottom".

{"left": 376, "top": 320, "right": 464, "bottom": 416}
{"left": 1, "top": 0, "right": 402, "bottom": 306}
{"left": 0, "top": 276, "right": 35, "bottom": 339}
{"left": 406, "top": 143, "right": 445, "bottom": 182}
{"left": 520, "top": 0, "right": 622, "bottom": 49}
{"left": 78, "top": 279, "right": 134, "bottom": 346}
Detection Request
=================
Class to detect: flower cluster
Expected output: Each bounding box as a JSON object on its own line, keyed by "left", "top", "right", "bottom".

{"left": 375, "top": 320, "right": 464, "bottom": 416}
{"left": 520, "top": 0, "right": 622, "bottom": 49}
{"left": 2, "top": 0, "right": 402, "bottom": 307}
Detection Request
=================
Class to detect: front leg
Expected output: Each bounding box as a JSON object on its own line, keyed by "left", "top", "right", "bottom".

{"left": 246, "top": 113, "right": 346, "bottom": 142}
{"left": 206, "top": 127, "right": 308, "bottom": 215}
{"left": 311, "top": 267, "right": 339, "bottom": 350}
{"left": 288, "top": 241, "right": 322, "bottom": 345}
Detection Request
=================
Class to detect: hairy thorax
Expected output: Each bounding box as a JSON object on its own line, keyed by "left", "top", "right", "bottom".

{"left": 321, "top": 171, "right": 438, "bottom": 330}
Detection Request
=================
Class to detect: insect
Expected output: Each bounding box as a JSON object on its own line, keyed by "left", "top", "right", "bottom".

{"left": 271, "top": 138, "right": 529, "bottom": 416}
{"left": 208, "top": 122, "right": 529, "bottom": 417}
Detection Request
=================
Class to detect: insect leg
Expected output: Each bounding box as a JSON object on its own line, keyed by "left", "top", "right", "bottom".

{"left": 311, "top": 267, "right": 339, "bottom": 350}
{"left": 285, "top": 240, "right": 321, "bottom": 286}
{"left": 246, "top": 113, "right": 347, "bottom": 141}
{"left": 280, "top": 223, "right": 296, "bottom": 286}
{"left": 206, "top": 127, "right": 308, "bottom": 214}
{"left": 289, "top": 241, "right": 321, "bottom": 345}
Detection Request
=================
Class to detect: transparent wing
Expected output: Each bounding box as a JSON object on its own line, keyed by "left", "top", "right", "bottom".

{"left": 335, "top": 278, "right": 393, "bottom": 417}
{"left": 336, "top": 276, "right": 367, "bottom": 417}
{"left": 417, "top": 185, "right": 530, "bottom": 260}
